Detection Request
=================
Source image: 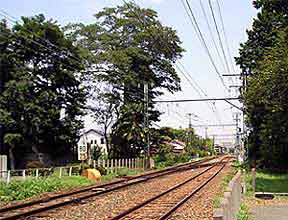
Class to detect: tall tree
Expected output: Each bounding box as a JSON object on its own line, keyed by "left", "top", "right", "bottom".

{"left": 237, "top": 1, "right": 288, "bottom": 168}
{"left": 67, "top": 2, "right": 184, "bottom": 157}
{"left": 244, "top": 28, "right": 288, "bottom": 168}
{"left": 0, "top": 15, "right": 86, "bottom": 168}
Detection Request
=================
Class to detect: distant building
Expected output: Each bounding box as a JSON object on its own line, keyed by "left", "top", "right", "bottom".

{"left": 77, "top": 129, "right": 107, "bottom": 154}
{"left": 163, "top": 140, "right": 186, "bottom": 154}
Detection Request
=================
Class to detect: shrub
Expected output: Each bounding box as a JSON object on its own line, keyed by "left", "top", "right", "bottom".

{"left": 95, "top": 165, "right": 107, "bottom": 175}
{"left": 26, "top": 161, "right": 45, "bottom": 169}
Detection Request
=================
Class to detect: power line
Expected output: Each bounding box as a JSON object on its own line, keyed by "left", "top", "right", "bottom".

{"left": 180, "top": 0, "right": 228, "bottom": 91}
{"left": 176, "top": 62, "right": 222, "bottom": 123}
{"left": 207, "top": 0, "right": 230, "bottom": 74}
{"left": 177, "top": 62, "right": 208, "bottom": 97}
{"left": 155, "top": 97, "right": 239, "bottom": 103}
{"left": 215, "top": 0, "right": 235, "bottom": 72}
{"left": 198, "top": 0, "right": 226, "bottom": 72}
{"left": 0, "top": 10, "right": 83, "bottom": 65}
{"left": 0, "top": 15, "right": 84, "bottom": 73}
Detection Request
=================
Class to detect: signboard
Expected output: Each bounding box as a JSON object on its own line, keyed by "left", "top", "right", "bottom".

{"left": 78, "top": 145, "right": 87, "bottom": 161}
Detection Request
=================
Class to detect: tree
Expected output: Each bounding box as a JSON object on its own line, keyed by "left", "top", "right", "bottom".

{"left": 236, "top": 0, "right": 288, "bottom": 77}
{"left": 244, "top": 28, "right": 288, "bottom": 168}
{"left": 0, "top": 15, "right": 86, "bottom": 168}
{"left": 237, "top": 1, "right": 288, "bottom": 168}
{"left": 67, "top": 2, "right": 184, "bottom": 158}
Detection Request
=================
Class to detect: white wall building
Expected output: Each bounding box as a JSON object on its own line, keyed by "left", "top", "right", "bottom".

{"left": 77, "top": 129, "right": 107, "bottom": 154}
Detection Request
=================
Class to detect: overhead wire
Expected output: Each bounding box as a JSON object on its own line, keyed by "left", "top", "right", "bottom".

{"left": 215, "top": 0, "right": 235, "bottom": 73}
{"left": 198, "top": 0, "right": 226, "bottom": 73}
{"left": 207, "top": 0, "right": 230, "bottom": 74}
{"left": 176, "top": 62, "right": 222, "bottom": 123}
{"left": 136, "top": 0, "right": 223, "bottom": 125}
{"left": 0, "top": 9, "right": 84, "bottom": 65}
{"left": 180, "top": 0, "right": 229, "bottom": 91}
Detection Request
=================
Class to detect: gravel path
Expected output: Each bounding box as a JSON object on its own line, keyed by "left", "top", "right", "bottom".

{"left": 26, "top": 166, "right": 210, "bottom": 220}
{"left": 120, "top": 165, "right": 223, "bottom": 220}
{"left": 166, "top": 164, "right": 232, "bottom": 220}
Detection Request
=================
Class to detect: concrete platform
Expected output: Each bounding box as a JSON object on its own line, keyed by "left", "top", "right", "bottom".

{"left": 252, "top": 205, "right": 288, "bottom": 220}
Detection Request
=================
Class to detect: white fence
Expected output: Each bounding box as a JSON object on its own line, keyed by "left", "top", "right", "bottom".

{"left": 0, "top": 165, "right": 82, "bottom": 184}
{"left": 91, "top": 158, "right": 147, "bottom": 173}
{"left": 0, "top": 158, "right": 145, "bottom": 184}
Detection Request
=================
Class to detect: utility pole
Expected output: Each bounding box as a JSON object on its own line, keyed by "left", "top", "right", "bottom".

{"left": 234, "top": 113, "right": 241, "bottom": 154}
{"left": 144, "top": 83, "right": 150, "bottom": 168}
{"left": 186, "top": 113, "right": 193, "bottom": 149}
{"left": 0, "top": 58, "right": 4, "bottom": 154}
{"left": 188, "top": 113, "right": 192, "bottom": 129}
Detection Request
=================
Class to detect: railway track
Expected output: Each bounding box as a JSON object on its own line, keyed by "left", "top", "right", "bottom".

{"left": 0, "top": 156, "right": 221, "bottom": 220}
{"left": 109, "top": 157, "right": 229, "bottom": 220}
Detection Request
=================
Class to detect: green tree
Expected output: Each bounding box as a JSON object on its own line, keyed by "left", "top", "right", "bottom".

{"left": 0, "top": 15, "right": 86, "bottom": 168}
{"left": 236, "top": 0, "right": 288, "bottom": 168}
{"left": 67, "top": 2, "right": 184, "bottom": 158}
{"left": 244, "top": 29, "right": 288, "bottom": 168}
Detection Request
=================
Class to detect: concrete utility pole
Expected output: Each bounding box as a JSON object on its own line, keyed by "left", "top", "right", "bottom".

{"left": 234, "top": 113, "right": 241, "bottom": 154}
{"left": 144, "top": 83, "right": 150, "bottom": 167}
{"left": 186, "top": 113, "right": 193, "bottom": 148}
{"left": 188, "top": 113, "right": 192, "bottom": 129}
{"left": 205, "top": 127, "right": 208, "bottom": 139}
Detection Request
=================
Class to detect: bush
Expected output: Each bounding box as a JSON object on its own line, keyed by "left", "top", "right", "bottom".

{"left": 95, "top": 165, "right": 107, "bottom": 175}
{"left": 26, "top": 161, "right": 45, "bottom": 169}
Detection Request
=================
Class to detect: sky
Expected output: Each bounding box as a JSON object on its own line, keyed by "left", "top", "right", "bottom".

{"left": 1, "top": 0, "right": 257, "bottom": 145}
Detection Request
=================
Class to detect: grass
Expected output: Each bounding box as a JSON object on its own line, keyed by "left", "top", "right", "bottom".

{"left": 255, "top": 172, "right": 288, "bottom": 193}
{"left": 245, "top": 171, "right": 288, "bottom": 193}
{"left": 0, "top": 167, "right": 144, "bottom": 203}
{"left": 236, "top": 204, "right": 249, "bottom": 220}
{"left": 101, "top": 168, "right": 142, "bottom": 182}
{"left": 0, "top": 176, "right": 93, "bottom": 202}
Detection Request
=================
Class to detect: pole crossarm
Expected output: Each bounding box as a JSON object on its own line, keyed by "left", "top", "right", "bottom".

{"left": 192, "top": 124, "right": 236, "bottom": 127}
{"left": 224, "top": 99, "right": 243, "bottom": 111}
{"left": 155, "top": 97, "right": 239, "bottom": 103}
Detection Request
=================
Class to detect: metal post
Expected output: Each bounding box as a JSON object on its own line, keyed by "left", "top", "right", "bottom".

{"left": 59, "top": 167, "right": 62, "bottom": 178}
{"left": 252, "top": 168, "right": 256, "bottom": 193}
{"left": 36, "top": 169, "right": 39, "bottom": 179}
{"left": 6, "top": 170, "right": 10, "bottom": 184}
{"left": 69, "top": 167, "right": 72, "bottom": 176}
{"left": 144, "top": 83, "right": 151, "bottom": 169}
{"left": 22, "top": 170, "right": 26, "bottom": 180}
{"left": 243, "top": 169, "right": 246, "bottom": 194}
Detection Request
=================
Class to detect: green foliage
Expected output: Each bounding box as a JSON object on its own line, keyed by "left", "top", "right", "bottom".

{"left": 95, "top": 165, "right": 107, "bottom": 176}
{"left": 154, "top": 153, "right": 189, "bottom": 169}
{"left": 66, "top": 2, "right": 184, "bottom": 158}
{"left": 152, "top": 127, "right": 213, "bottom": 156}
{"left": 91, "top": 145, "right": 102, "bottom": 161}
{"left": 237, "top": 1, "right": 288, "bottom": 169}
{"left": 236, "top": 204, "right": 249, "bottom": 220}
{"left": 26, "top": 161, "right": 45, "bottom": 169}
{"left": 0, "top": 15, "right": 86, "bottom": 167}
{"left": 0, "top": 176, "right": 93, "bottom": 202}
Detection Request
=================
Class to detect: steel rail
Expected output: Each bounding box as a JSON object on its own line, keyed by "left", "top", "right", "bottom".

{"left": 108, "top": 157, "right": 228, "bottom": 220}
{"left": 0, "top": 157, "right": 218, "bottom": 220}
{"left": 159, "top": 160, "right": 228, "bottom": 220}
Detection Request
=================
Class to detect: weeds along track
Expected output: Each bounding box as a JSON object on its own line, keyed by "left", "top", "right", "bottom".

{"left": 108, "top": 157, "right": 230, "bottom": 220}
{"left": 0, "top": 157, "right": 222, "bottom": 220}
